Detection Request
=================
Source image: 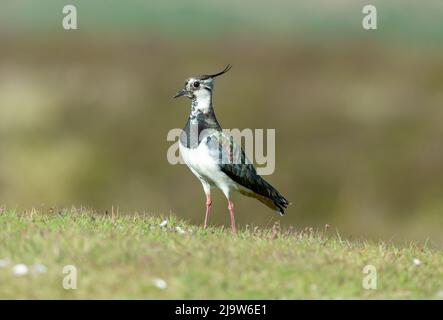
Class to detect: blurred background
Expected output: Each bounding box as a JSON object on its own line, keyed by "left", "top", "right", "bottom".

{"left": 0, "top": 0, "right": 442, "bottom": 242}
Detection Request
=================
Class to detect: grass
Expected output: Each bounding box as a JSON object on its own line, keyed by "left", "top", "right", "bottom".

{"left": 0, "top": 207, "right": 442, "bottom": 299}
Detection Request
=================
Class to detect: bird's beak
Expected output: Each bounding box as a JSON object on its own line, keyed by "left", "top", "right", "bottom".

{"left": 173, "top": 88, "right": 189, "bottom": 99}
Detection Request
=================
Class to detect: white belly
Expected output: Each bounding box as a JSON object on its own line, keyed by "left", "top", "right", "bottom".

{"left": 179, "top": 141, "right": 238, "bottom": 195}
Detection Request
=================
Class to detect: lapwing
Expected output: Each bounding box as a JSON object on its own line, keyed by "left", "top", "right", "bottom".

{"left": 173, "top": 65, "right": 289, "bottom": 233}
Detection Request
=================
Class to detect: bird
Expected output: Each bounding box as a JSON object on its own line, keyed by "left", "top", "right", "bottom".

{"left": 173, "top": 65, "right": 289, "bottom": 233}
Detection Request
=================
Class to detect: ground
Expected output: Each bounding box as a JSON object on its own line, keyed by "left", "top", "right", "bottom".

{"left": 0, "top": 207, "right": 441, "bottom": 299}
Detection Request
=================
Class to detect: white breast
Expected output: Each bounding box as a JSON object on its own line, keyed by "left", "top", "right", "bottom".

{"left": 179, "top": 140, "right": 239, "bottom": 195}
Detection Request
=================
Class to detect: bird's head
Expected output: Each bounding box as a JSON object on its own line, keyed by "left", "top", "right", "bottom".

{"left": 173, "top": 65, "right": 232, "bottom": 100}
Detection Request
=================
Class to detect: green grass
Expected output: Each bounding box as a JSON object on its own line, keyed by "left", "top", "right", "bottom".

{"left": 0, "top": 207, "right": 441, "bottom": 299}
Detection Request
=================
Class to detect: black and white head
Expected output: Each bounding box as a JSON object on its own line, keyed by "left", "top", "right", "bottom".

{"left": 173, "top": 65, "right": 232, "bottom": 100}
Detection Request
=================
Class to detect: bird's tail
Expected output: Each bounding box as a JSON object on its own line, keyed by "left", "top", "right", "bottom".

{"left": 240, "top": 176, "right": 290, "bottom": 216}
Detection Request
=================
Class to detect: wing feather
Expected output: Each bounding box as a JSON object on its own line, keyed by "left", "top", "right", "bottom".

{"left": 206, "top": 131, "right": 289, "bottom": 214}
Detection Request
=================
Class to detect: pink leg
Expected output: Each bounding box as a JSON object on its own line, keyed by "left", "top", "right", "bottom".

{"left": 204, "top": 193, "right": 212, "bottom": 228}
{"left": 228, "top": 199, "right": 236, "bottom": 233}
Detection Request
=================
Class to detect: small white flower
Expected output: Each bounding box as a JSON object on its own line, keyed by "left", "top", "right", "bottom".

{"left": 152, "top": 278, "right": 167, "bottom": 290}
{"left": 0, "top": 258, "right": 11, "bottom": 268}
{"left": 175, "top": 226, "right": 186, "bottom": 234}
{"left": 32, "top": 263, "right": 48, "bottom": 273}
{"left": 159, "top": 220, "right": 168, "bottom": 227}
{"left": 413, "top": 258, "right": 422, "bottom": 266}
{"left": 12, "top": 264, "right": 29, "bottom": 276}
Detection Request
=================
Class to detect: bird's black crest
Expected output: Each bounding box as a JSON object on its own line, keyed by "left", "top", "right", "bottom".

{"left": 199, "top": 64, "right": 232, "bottom": 80}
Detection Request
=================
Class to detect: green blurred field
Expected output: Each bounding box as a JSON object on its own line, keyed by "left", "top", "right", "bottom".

{"left": 0, "top": 1, "right": 443, "bottom": 243}
{"left": 0, "top": 208, "right": 442, "bottom": 299}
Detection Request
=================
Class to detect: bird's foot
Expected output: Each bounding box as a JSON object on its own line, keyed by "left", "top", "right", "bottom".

{"left": 204, "top": 194, "right": 212, "bottom": 229}
{"left": 228, "top": 200, "right": 236, "bottom": 234}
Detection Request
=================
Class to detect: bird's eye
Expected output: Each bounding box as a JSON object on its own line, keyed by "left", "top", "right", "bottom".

{"left": 193, "top": 81, "right": 200, "bottom": 88}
